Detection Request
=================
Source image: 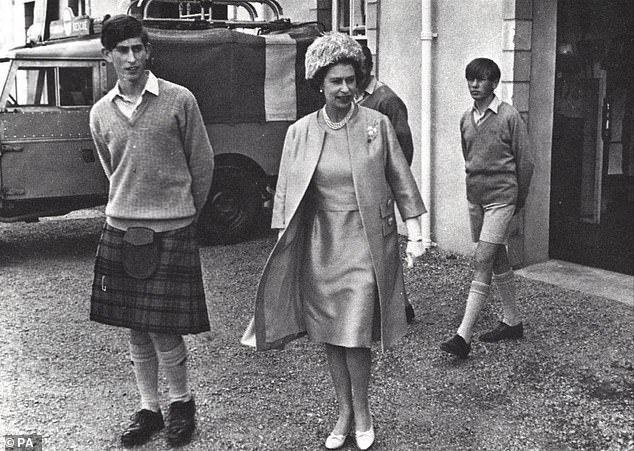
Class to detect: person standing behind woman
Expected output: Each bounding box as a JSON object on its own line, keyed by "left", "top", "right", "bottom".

{"left": 89, "top": 15, "right": 214, "bottom": 447}
{"left": 356, "top": 44, "right": 418, "bottom": 323}
{"left": 356, "top": 45, "right": 414, "bottom": 166}
{"left": 440, "top": 58, "right": 533, "bottom": 359}
{"left": 242, "top": 32, "right": 426, "bottom": 450}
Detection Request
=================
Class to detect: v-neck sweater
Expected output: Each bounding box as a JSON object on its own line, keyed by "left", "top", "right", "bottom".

{"left": 459, "top": 101, "right": 533, "bottom": 207}
{"left": 89, "top": 79, "right": 214, "bottom": 231}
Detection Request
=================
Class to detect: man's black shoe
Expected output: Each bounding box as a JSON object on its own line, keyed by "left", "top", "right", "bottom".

{"left": 405, "top": 304, "right": 416, "bottom": 324}
{"left": 440, "top": 334, "right": 471, "bottom": 359}
{"left": 166, "top": 398, "right": 196, "bottom": 447}
{"left": 479, "top": 321, "right": 524, "bottom": 342}
{"left": 121, "top": 409, "right": 164, "bottom": 448}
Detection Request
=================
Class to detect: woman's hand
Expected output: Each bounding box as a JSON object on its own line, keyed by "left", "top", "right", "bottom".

{"left": 406, "top": 240, "right": 425, "bottom": 268}
{"left": 404, "top": 217, "right": 424, "bottom": 267}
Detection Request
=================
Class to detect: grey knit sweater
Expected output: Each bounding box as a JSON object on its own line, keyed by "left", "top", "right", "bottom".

{"left": 459, "top": 101, "right": 533, "bottom": 208}
{"left": 90, "top": 79, "right": 214, "bottom": 231}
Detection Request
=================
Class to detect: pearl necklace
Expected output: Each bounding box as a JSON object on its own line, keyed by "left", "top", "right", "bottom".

{"left": 322, "top": 105, "right": 354, "bottom": 130}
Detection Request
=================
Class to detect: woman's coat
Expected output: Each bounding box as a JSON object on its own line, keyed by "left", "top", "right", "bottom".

{"left": 253, "top": 106, "right": 426, "bottom": 351}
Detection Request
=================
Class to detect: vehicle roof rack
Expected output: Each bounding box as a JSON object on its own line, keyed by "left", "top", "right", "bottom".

{"left": 127, "top": 0, "right": 286, "bottom": 28}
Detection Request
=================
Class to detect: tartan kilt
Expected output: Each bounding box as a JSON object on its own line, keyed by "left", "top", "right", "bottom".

{"left": 90, "top": 222, "right": 210, "bottom": 334}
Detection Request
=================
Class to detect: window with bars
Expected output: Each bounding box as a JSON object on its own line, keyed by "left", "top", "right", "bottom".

{"left": 332, "top": 0, "right": 367, "bottom": 40}
{"left": 68, "top": 0, "right": 86, "bottom": 16}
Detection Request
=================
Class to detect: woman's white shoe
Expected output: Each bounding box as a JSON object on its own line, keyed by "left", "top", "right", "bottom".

{"left": 354, "top": 424, "right": 375, "bottom": 450}
{"left": 325, "top": 431, "right": 348, "bottom": 450}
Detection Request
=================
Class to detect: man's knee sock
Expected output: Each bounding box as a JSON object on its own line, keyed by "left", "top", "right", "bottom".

{"left": 129, "top": 341, "right": 160, "bottom": 412}
{"left": 156, "top": 341, "right": 191, "bottom": 404}
{"left": 457, "top": 281, "right": 490, "bottom": 343}
{"left": 493, "top": 270, "right": 521, "bottom": 326}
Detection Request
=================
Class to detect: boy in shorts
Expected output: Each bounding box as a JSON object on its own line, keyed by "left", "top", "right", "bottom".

{"left": 440, "top": 58, "right": 533, "bottom": 359}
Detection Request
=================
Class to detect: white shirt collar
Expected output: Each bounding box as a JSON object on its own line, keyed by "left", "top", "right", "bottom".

{"left": 356, "top": 75, "right": 383, "bottom": 103}
{"left": 363, "top": 75, "right": 378, "bottom": 96}
{"left": 473, "top": 94, "right": 501, "bottom": 115}
{"left": 106, "top": 71, "right": 159, "bottom": 102}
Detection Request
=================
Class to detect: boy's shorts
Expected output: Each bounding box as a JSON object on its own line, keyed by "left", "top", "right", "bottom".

{"left": 468, "top": 202, "right": 515, "bottom": 244}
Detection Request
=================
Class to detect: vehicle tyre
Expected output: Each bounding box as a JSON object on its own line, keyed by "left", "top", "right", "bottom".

{"left": 197, "top": 165, "right": 262, "bottom": 245}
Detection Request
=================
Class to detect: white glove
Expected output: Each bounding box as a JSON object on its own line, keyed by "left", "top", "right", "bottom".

{"left": 406, "top": 240, "right": 425, "bottom": 268}
{"left": 277, "top": 229, "right": 285, "bottom": 241}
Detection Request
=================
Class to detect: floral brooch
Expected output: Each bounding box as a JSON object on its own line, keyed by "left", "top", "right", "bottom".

{"left": 367, "top": 120, "right": 379, "bottom": 143}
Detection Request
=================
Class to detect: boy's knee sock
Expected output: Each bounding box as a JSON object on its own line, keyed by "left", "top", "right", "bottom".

{"left": 156, "top": 341, "right": 192, "bottom": 404}
{"left": 493, "top": 270, "right": 521, "bottom": 326}
{"left": 457, "top": 281, "right": 490, "bottom": 343}
{"left": 129, "top": 341, "right": 160, "bottom": 413}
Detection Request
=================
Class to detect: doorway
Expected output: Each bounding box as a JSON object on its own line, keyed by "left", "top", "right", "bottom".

{"left": 550, "top": 0, "right": 633, "bottom": 275}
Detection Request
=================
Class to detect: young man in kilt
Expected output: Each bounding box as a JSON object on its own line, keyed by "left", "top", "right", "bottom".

{"left": 89, "top": 15, "right": 214, "bottom": 447}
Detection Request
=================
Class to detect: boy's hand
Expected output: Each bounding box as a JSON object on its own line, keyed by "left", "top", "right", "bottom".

{"left": 406, "top": 241, "right": 425, "bottom": 268}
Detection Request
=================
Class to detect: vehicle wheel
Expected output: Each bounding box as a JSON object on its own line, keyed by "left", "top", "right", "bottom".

{"left": 197, "top": 165, "right": 262, "bottom": 245}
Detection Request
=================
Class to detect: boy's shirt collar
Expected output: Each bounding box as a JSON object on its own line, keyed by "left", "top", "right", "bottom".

{"left": 356, "top": 75, "right": 383, "bottom": 103}
{"left": 363, "top": 75, "right": 379, "bottom": 95}
{"left": 473, "top": 94, "right": 501, "bottom": 115}
{"left": 106, "top": 71, "right": 159, "bottom": 102}
{"left": 472, "top": 94, "right": 501, "bottom": 124}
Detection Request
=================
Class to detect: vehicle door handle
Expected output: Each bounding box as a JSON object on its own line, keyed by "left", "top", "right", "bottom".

{"left": 1, "top": 145, "right": 24, "bottom": 155}
{"left": 81, "top": 148, "right": 96, "bottom": 162}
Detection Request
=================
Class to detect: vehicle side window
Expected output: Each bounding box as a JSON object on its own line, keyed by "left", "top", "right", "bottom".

{"left": 3, "top": 65, "right": 95, "bottom": 108}
{"left": 59, "top": 67, "right": 93, "bottom": 106}
{"left": 13, "top": 67, "right": 56, "bottom": 106}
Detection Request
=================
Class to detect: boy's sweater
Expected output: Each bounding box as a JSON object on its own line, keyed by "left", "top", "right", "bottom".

{"left": 459, "top": 101, "right": 533, "bottom": 208}
{"left": 90, "top": 79, "right": 214, "bottom": 232}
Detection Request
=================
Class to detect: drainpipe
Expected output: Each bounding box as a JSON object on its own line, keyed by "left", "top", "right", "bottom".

{"left": 420, "top": 0, "right": 436, "bottom": 249}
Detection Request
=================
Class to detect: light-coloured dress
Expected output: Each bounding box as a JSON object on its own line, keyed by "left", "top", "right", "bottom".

{"left": 301, "top": 114, "right": 380, "bottom": 348}
{"left": 244, "top": 106, "right": 426, "bottom": 352}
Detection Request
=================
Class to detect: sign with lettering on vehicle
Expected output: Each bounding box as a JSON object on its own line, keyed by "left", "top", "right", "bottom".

{"left": 49, "top": 7, "right": 91, "bottom": 40}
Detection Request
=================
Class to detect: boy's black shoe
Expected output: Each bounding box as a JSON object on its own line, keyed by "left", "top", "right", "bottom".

{"left": 121, "top": 409, "right": 164, "bottom": 447}
{"left": 405, "top": 304, "right": 416, "bottom": 324}
{"left": 440, "top": 334, "right": 471, "bottom": 359}
{"left": 166, "top": 398, "right": 196, "bottom": 447}
{"left": 479, "top": 321, "right": 523, "bottom": 342}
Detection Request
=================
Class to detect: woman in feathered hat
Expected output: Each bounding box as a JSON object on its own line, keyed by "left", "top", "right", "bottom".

{"left": 243, "top": 32, "right": 426, "bottom": 450}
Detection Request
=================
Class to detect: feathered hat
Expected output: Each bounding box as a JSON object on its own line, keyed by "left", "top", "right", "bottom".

{"left": 304, "top": 32, "right": 364, "bottom": 80}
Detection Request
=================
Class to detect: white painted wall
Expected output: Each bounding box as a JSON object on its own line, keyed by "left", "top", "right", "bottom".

{"left": 434, "top": 0, "right": 506, "bottom": 254}
{"left": 279, "top": 0, "right": 316, "bottom": 22}
{"left": 0, "top": 1, "right": 29, "bottom": 52}
{"left": 88, "top": 0, "right": 124, "bottom": 18}
{"left": 526, "top": 0, "right": 557, "bottom": 265}
{"left": 379, "top": 0, "right": 507, "bottom": 255}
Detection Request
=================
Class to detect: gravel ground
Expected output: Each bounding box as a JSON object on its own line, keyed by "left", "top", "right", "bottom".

{"left": 0, "top": 215, "right": 632, "bottom": 451}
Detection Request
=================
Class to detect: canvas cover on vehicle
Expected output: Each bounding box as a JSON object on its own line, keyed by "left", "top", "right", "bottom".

{"left": 148, "top": 24, "right": 323, "bottom": 124}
